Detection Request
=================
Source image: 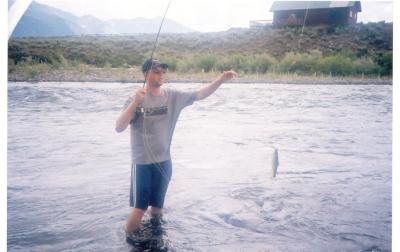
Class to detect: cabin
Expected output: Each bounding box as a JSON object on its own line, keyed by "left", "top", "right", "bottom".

{"left": 270, "top": 1, "right": 361, "bottom": 27}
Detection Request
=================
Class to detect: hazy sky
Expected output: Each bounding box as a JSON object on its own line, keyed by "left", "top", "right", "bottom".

{"left": 27, "top": 0, "right": 395, "bottom": 32}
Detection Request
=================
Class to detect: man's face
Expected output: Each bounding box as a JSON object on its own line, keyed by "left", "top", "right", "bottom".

{"left": 147, "top": 66, "right": 166, "bottom": 87}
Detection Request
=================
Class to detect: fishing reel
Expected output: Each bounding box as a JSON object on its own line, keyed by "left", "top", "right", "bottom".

{"left": 131, "top": 106, "right": 145, "bottom": 124}
{"left": 138, "top": 106, "right": 145, "bottom": 115}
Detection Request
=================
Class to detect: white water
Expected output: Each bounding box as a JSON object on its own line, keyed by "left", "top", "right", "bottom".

{"left": 8, "top": 82, "right": 392, "bottom": 251}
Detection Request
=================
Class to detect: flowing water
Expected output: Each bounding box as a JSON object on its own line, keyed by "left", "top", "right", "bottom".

{"left": 8, "top": 82, "right": 392, "bottom": 251}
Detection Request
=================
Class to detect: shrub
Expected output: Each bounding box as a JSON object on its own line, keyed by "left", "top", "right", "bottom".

{"left": 29, "top": 68, "right": 39, "bottom": 78}
{"left": 49, "top": 52, "right": 69, "bottom": 69}
{"left": 352, "top": 57, "right": 381, "bottom": 76}
{"left": 8, "top": 58, "right": 16, "bottom": 73}
{"left": 161, "top": 56, "right": 178, "bottom": 72}
{"left": 249, "top": 54, "right": 277, "bottom": 73}
{"left": 109, "top": 56, "right": 125, "bottom": 68}
{"left": 278, "top": 50, "right": 322, "bottom": 74}
{"left": 215, "top": 57, "right": 233, "bottom": 72}
{"left": 318, "top": 54, "right": 354, "bottom": 75}
{"left": 125, "top": 54, "right": 145, "bottom": 67}
{"left": 214, "top": 54, "right": 252, "bottom": 73}
{"left": 196, "top": 54, "right": 217, "bottom": 72}
{"left": 228, "top": 54, "right": 250, "bottom": 73}
{"left": 373, "top": 52, "right": 392, "bottom": 75}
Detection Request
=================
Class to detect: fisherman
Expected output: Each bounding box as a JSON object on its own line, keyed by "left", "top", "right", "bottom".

{"left": 115, "top": 58, "right": 237, "bottom": 235}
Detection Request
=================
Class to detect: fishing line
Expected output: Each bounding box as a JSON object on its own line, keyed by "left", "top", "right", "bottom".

{"left": 298, "top": 2, "right": 309, "bottom": 48}
{"left": 271, "top": 3, "right": 309, "bottom": 177}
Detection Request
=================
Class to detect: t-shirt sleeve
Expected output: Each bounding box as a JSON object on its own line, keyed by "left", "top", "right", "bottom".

{"left": 171, "top": 89, "right": 197, "bottom": 111}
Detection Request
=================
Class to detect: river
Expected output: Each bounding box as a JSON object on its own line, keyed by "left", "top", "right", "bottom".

{"left": 8, "top": 82, "right": 392, "bottom": 251}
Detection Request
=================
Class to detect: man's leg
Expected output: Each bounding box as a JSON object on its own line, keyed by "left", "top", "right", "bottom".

{"left": 125, "top": 207, "right": 146, "bottom": 233}
{"left": 150, "top": 206, "right": 163, "bottom": 217}
{"left": 127, "top": 163, "right": 150, "bottom": 233}
{"left": 149, "top": 160, "right": 172, "bottom": 217}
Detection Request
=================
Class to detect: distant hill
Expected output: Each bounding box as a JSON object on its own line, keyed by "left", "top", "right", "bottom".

{"left": 10, "top": 1, "right": 195, "bottom": 37}
{"left": 9, "top": 21, "right": 392, "bottom": 63}
{"left": 8, "top": 22, "right": 393, "bottom": 77}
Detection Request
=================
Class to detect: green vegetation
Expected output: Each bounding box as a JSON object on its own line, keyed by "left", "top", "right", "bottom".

{"left": 8, "top": 22, "right": 392, "bottom": 79}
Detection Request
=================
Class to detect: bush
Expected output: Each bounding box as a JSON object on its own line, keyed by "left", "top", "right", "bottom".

{"left": 195, "top": 54, "right": 217, "bottom": 72}
{"left": 249, "top": 54, "right": 277, "bottom": 73}
{"left": 8, "top": 58, "right": 16, "bottom": 73}
{"left": 29, "top": 68, "right": 39, "bottom": 78}
{"left": 92, "top": 55, "right": 108, "bottom": 68}
{"left": 162, "top": 56, "right": 178, "bottom": 72}
{"left": 215, "top": 57, "right": 233, "bottom": 72}
{"left": 25, "top": 63, "right": 51, "bottom": 79}
{"left": 373, "top": 52, "right": 392, "bottom": 75}
{"left": 214, "top": 54, "right": 252, "bottom": 73}
{"left": 8, "top": 44, "right": 28, "bottom": 63}
{"left": 278, "top": 50, "right": 322, "bottom": 74}
{"left": 177, "top": 57, "right": 196, "bottom": 73}
{"left": 49, "top": 52, "right": 69, "bottom": 69}
{"left": 125, "top": 54, "right": 145, "bottom": 67}
{"left": 352, "top": 57, "right": 381, "bottom": 76}
{"left": 228, "top": 54, "right": 250, "bottom": 73}
{"left": 318, "top": 54, "right": 354, "bottom": 75}
{"left": 109, "top": 56, "right": 125, "bottom": 68}
{"left": 274, "top": 51, "right": 384, "bottom": 76}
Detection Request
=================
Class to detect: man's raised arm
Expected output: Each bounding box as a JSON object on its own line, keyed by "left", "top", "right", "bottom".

{"left": 196, "top": 70, "right": 237, "bottom": 101}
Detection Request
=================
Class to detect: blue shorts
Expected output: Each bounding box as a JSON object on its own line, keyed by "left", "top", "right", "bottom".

{"left": 130, "top": 160, "right": 172, "bottom": 210}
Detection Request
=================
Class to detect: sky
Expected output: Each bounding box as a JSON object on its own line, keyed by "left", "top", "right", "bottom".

{"left": 32, "top": 0, "right": 393, "bottom": 32}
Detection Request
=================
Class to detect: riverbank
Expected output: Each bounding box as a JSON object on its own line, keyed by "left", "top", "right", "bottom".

{"left": 7, "top": 66, "right": 392, "bottom": 85}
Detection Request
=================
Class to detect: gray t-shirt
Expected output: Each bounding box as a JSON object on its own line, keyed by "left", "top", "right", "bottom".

{"left": 123, "top": 88, "right": 197, "bottom": 164}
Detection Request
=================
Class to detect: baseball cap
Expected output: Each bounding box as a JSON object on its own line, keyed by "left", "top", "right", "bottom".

{"left": 142, "top": 58, "right": 168, "bottom": 73}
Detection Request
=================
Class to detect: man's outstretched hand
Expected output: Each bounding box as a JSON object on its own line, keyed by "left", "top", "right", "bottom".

{"left": 219, "top": 70, "right": 238, "bottom": 82}
{"left": 196, "top": 70, "right": 238, "bottom": 101}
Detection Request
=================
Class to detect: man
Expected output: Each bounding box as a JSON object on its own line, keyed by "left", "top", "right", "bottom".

{"left": 115, "top": 58, "right": 237, "bottom": 235}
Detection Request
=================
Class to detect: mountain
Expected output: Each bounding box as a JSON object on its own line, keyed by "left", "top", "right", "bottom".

{"left": 78, "top": 15, "right": 107, "bottom": 35}
{"left": 11, "top": 1, "right": 83, "bottom": 37}
{"left": 10, "top": 1, "right": 195, "bottom": 37}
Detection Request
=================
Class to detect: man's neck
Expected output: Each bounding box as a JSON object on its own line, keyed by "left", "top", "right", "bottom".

{"left": 145, "top": 84, "right": 162, "bottom": 96}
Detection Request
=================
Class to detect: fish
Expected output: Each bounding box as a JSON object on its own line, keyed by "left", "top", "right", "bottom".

{"left": 272, "top": 149, "right": 279, "bottom": 177}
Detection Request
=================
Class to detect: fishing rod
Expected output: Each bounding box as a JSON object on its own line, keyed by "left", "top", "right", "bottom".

{"left": 137, "top": 0, "right": 172, "bottom": 116}
{"left": 140, "top": 0, "right": 173, "bottom": 181}
{"left": 142, "top": 0, "right": 172, "bottom": 89}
